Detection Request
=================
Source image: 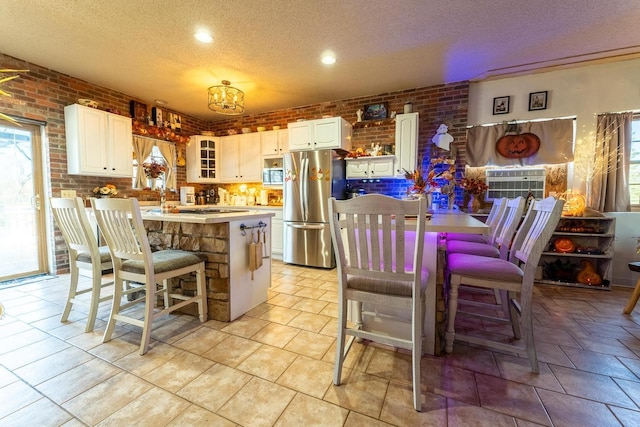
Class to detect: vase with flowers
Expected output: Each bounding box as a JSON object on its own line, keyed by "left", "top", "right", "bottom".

{"left": 404, "top": 155, "right": 458, "bottom": 209}
{"left": 459, "top": 177, "right": 489, "bottom": 212}
{"left": 143, "top": 160, "right": 167, "bottom": 190}
{"left": 92, "top": 184, "right": 118, "bottom": 198}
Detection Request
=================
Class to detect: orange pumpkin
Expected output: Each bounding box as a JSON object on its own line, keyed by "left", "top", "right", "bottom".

{"left": 576, "top": 260, "right": 602, "bottom": 286}
{"left": 553, "top": 237, "right": 576, "bottom": 253}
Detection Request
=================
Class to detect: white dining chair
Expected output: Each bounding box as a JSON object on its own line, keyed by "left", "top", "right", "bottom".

{"left": 445, "top": 196, "right": 564, "bottom": 372}
{"left": 446, "top": 197, "right": 525, "bottom": 259}
{"left": 329, "top": 194, "right": 428, "bottom": 411}
{"left": 91, "top": 197, "right": 207, "bottom": 355}
{"left": 50, "top": 197, "right": 113, "bottom": 332}
{"left": 446, "top": 196, "right": 526, "bottom": 316}
{"left": 446, "top": 197, "right": 507, "bottom": 244}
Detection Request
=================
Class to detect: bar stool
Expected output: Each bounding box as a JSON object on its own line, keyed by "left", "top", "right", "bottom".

{"left": 50, "top": 197, "right": 113, "bottom": 332}
{"left": 623, "top": 262, "right": 640, "bottom": 314}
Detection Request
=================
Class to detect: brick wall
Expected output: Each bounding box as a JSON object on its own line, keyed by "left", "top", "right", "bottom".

{"left": 0, "top": 53, "right": 469, "bottom": 273}
{"left": 207, "top": 83, "right": 470, "bottom": 199}
{"left": 0, "top": 53, "right": 210, "bottom": 273}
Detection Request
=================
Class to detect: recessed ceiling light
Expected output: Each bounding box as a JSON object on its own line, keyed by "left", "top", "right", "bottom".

{"left": 321, "top": 54, "right": 336, "bottom": 65}
{"left": 154, "top": 99, "right": 168, "bottom": 105}
{"left": 194, "top": 31, "right": 213, "bottom": 43}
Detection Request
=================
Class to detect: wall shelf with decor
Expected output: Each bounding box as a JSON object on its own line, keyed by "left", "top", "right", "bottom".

{"left": 536, "top": 216, "right": 615, "bottom": 290}
{"left": 352, "top": 118, "right": 396, "bottom": 129}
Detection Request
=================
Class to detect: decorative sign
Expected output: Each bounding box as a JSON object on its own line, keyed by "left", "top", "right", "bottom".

{"left": 129, "top": 100, "right": 147, "bottom": 120}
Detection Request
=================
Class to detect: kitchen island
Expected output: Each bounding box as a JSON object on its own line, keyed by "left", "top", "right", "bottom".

{"left": 140, "top": 208, "right": 274, "bottom": 321}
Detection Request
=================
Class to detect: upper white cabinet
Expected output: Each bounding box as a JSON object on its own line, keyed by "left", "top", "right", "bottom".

{"left": 346, "top": 156, "right": 396, "bottom": 179}
{"left": 394, "top": 112, "right": 418, "bottom": 176}
{"left": 260, "top": 129, "right": 289, "bottom": 157}
{"left": 65, "top": 104, "right": 132, "bottom": 177}
{"left": 288, "top": 117, "right": 352, "bottom": 151}
{"left": 220, "top": 133, "right": 262, "bottom": 182}
{"left": 186, "top": 135, "right": 220, "bottom": 183}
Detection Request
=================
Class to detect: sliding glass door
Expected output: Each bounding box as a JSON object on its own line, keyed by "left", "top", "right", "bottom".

{"left": 0, "top": 121, "right": 48, "bottom": 282}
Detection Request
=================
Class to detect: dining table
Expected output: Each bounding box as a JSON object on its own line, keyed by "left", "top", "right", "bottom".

{"left": 358, "top": 210, "right": 489, "bottom": 355}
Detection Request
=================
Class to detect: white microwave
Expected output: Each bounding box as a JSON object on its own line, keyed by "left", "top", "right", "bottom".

{"left": 263, "top": 168, "right": 284, "bottom": 185}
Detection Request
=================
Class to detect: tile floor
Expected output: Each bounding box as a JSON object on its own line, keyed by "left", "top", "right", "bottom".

{"left": 0, "top": 261, "right": 639, "bottom": 426}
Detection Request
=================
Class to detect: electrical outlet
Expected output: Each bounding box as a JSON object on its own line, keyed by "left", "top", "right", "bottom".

{"left": 61, "top": 190, "right": 77, "bottom": 198}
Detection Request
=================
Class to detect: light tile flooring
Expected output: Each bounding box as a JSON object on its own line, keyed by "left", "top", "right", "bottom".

{"left": 1, "top": 261, "right": 640, "bottom": 426}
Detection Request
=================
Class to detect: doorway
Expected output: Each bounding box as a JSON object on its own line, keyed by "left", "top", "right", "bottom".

{"left": 0, "top": 121, "right": 48, "bottom": 282}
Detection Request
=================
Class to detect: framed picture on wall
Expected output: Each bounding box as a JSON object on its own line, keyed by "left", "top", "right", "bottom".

{"left": 363, "top": 102, "right": 388, "bottom": 120}
{"left": 129, "top": 101, "right": 147, "bottom": 121}
{"left": 493, "top": 96, "right": 510, "bottom": 115}
{"left": 529, "top": 91, "right": 548, "bottom": 111}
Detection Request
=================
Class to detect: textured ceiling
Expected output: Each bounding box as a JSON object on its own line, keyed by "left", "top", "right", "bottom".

{"left": 2, "top": 0, "right": 640, "bottom": 121}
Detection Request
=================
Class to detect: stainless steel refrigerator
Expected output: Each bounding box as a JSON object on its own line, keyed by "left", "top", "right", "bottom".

{"left": 283, "top": 149, "right": 346, "bottom": 268}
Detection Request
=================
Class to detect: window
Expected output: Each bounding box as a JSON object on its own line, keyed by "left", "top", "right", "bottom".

{"left": 133, "top": 145, "right": 167, "bottom": 190}
{"left": 630, "top": 117, "right": 640, "bottom": 206}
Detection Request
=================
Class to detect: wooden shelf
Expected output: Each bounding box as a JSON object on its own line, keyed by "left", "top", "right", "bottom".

{"left": 352, "top": 118, "right": 396, "bottom": 129}
{"left": 537, "top": 215, "right": 615, "bottom": 290}
{"left": 536, "top": 279, "right": 610, "bottom": 290}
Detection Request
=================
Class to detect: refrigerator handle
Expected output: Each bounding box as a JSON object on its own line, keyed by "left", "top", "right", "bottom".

{"left": 301, "top": 157, "right": 309, "bottom": 222}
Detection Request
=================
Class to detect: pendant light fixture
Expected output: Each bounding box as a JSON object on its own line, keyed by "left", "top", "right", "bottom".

{"left": 207, "top": 80, "right": 245, "bottom": 115}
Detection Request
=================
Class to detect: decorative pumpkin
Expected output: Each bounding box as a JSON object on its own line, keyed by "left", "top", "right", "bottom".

{"left": 560, "top": 190, "right": 586, "bottom": 217}
{"left": 496, "top": 122, "right": 541, "bottom": 159}
{"left": 554, "top": 237, "right": 576, "bottom": 253}
{"left": 576, "top": 260, "right": 602, "bottom": 286}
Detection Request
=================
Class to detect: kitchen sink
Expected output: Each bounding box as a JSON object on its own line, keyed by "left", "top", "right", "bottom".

{"left": 146, "top": 208, "right": 249, "bottom": 214}
{"left": 178, "top": 208, "right": 249, "bottom": 214}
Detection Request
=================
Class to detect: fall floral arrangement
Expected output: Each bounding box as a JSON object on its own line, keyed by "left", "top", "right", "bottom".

{"left": 92, "top": 184, "right": 118, "bottom": 197}
{"left": 459, "top": 178, "right": 489, "bottom": 196}
{"left": 403, "top": 168, "right": 432, "bottom": 194}
{"left": 143, "top": 161, "right": 167, "bottom": 179}
{"left": 405, "top": 155, "right": 458, "bottom": 196}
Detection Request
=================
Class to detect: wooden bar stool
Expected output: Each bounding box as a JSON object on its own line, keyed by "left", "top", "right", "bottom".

{"left": 623, "top": 262, "right": 640, "bottom": 314}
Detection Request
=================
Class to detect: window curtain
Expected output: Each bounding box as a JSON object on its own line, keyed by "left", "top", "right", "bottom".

{"left": 132, "top": 135, "right": 154, "bottom": 189}
{"left": 592, "top": 112, "right": 633, "bottom": 212}
{"left": 156, "top": 140, "right": 177, "bottom": 190}
{"left": 466, "top": 118, "right": 574, "bottom": 167}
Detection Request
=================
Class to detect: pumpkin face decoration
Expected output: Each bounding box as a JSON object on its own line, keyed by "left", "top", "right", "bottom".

{"left": 560, "top": 191, "right": 586, "bottom": 217}
{"left": 553, "top": 237, "right": 576, "bottom": 253}
{"left": 496, "top": 132, "right": 541, "bottom": 159}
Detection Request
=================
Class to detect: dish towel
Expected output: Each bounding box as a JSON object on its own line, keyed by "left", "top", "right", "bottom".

{"left": 249, "top": 231, "right": 263, "bottom": 280}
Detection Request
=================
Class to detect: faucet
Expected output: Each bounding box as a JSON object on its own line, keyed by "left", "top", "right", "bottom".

{"left": 159, "top": 187, "right": 166, "bottom": 206}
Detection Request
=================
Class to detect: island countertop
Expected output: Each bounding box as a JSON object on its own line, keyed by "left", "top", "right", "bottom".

{"left": 140, "top": 207, "right": 274, "bottom": 224}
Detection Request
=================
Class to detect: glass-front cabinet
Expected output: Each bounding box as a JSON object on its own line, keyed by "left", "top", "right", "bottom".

{"left": 186, "top": 135, "right": 220, "bottom": 183}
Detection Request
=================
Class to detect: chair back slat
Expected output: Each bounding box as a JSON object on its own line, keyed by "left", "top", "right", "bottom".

{"left": 494, "top": 197, "right": 526, "bottom": 259}
{"left": 510, "top": 197, "right": 564, "bottom": 275}
{"left": 486, "top": 197, "right": 508, "bottom": 243}
{"left": 50, "top": 197, "right": 98, "bottom": 255}
{"left": 91, "top": 198, "right": 150, "bottom": 263}
{"left": 330, "top": 194, "right": 427, "bottom": 284}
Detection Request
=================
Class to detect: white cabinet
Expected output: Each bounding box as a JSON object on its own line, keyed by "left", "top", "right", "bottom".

{"left": 394, "top": 112, "right": 418, "bottom": 176}
{"left": 260, "top": 129, "right": 289, "bottom": 157}
{"left": 288, "top": 117, "right": 352, "bottom": 151}
{"left": 220, "top": 133, "right": 262, "bottom": 182}
{"left": 346, "top": 156, "right": 396, "bottom": 179}
{"left": 65, "top": 104, "right": 133, "bottom": 177}
{"left": 186, "top": 135, "right": 220, "bottom": 183}
{"left": 262, "top": 208, "right": 283, "bottom": 260}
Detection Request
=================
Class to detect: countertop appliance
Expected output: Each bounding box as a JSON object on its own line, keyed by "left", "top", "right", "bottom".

{"left": 180, "top": 186, "right": 195, "bottom": 205}
{"left": 263, "top": 167, "right": 284, "bottom": 185}
{"left": 283, "top": 149, "right": 346, "bottom": 268}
